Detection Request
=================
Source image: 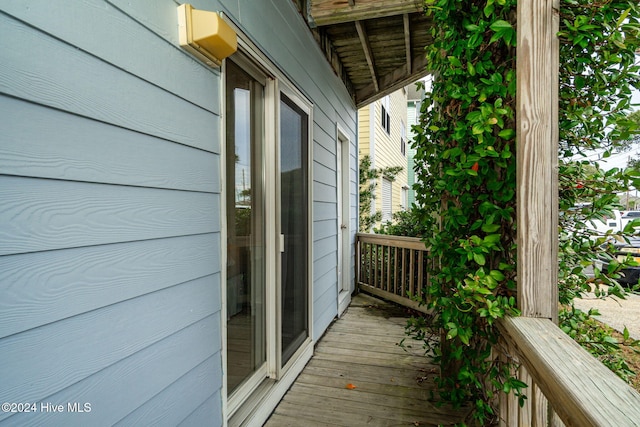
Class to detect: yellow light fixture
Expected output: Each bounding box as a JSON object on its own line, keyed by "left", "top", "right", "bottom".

{"left": 177, "top": 4, "right": 237, "bottom": 67}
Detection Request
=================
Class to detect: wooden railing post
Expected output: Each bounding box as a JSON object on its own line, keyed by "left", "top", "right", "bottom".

{"left": 516, "top": 0, "right": 559, "bottom": 322}
{"left": 508, "top": 0, "right": 560, "bottom": 424}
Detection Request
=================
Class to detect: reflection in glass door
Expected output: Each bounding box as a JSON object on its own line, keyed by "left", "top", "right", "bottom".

{"left": 226, "top": 59, "right": 266, "bottom": 394}
{"left": 280, "top": 94, "right": 309, "bottom": 366}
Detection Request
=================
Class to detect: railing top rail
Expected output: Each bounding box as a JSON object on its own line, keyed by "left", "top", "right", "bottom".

{"left": 498, "top": 316, "right": 640, "bottom": 427}
{"left": 356, "top": 232, "right": 429, "bottom": 251}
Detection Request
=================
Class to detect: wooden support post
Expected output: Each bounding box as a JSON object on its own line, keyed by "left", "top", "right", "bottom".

{"left": 516, "top": 0, "right": 559, "bottom": 323}
{"left": 516, "top": 2, "right": 560, "bottom": 423}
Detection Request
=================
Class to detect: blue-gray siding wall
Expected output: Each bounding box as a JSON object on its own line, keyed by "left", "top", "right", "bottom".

{"left": 0, "top": 1, "right": 356, "bottom": 425}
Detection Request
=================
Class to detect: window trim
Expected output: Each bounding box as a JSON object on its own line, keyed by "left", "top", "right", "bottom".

{"left": 400, "top": 119, "right": 406, "bottom": 156}
{"left": 380, "top": 96, "right": 390, "bottom": 134}
{"left": 382, "top": 177, "right": 393, "bottom": 223}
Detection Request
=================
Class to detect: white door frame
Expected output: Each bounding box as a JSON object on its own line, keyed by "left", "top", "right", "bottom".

{"left": 337, "top": 124, "right": 351, "bottom": 316}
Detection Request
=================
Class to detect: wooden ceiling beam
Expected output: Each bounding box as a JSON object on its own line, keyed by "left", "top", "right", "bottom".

{"left": 355, "top": 54, "right": 428, "bottom": 108}
{"left": 355, "top": 20, "right": 379, "bottom": 93}
{"left": 403, "top": 13, "right": 411, "bottom": 75}
{"left": 310, "top": 0, "right": 423, "bottom": 27}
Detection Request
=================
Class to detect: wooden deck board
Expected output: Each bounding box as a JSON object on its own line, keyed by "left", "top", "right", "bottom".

{"left": 265, "top": 296, "right": 468, "bottom": 426}
{"left": 302, "top": 360, "right": 436, "bottom": 389}
{"left": 316, "top": 338, "right": 426, "bottom": 357}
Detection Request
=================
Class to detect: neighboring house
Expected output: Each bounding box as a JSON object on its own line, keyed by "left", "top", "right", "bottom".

{"left": 406, "top": 80, "right": 427, "bottom": 208}
{"left": 358, "top": 90, "right": 410, "bottom": 227}
{"left": 0, "top": 1, "right": 430, "bottom": 426}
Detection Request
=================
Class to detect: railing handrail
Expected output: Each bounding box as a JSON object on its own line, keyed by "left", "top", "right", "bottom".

{"left": 498, "top": 316, "right": 640, "bottom": 427}
{"left": 356, "top": 232, "right": 429, "bottom": 251}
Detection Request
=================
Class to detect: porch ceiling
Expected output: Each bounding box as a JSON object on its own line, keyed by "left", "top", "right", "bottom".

{"left": 297, "top": 0, "right": 433, "bottom": 108}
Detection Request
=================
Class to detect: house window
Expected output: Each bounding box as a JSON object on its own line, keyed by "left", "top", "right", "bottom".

{"left": 400, "top": 119, "right": 406, "bottom": 156}
{"left": 380, "top": 96, "right": 390, "bottom": 134}
{"left": 382, "top": 177, "right": 392, "bottom": 223}
{"left": 402, "top": 186, "right": 409, "bottom": 210}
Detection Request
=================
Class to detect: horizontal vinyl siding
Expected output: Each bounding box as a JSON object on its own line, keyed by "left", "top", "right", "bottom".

{"left": 0, "top": 177, "right": 219, "bottom": 256}
{"left": 1, "top": 1, "right": 357, "bottom": 426}
{"left": 358, "top": 104, "right": 371, "bottom": 156}
{"left": 0, "top": 0, "right": 220, "bottom": 113}
{"left": 0, "top": 1, "right": 224, "bottom": 425}
{"left": 1, "top": 98, "right": 219, "bottom": 192}
{"left": 364, "top": 92, "right": 409, "bottom": 224}
{"left": 0, "top": 234, "right": 219, "bottom": 339}
{"left": 114, "top": 354, "right": 223, "bottom": 426}
{"left": 0, "top": 13, "right": 218, "bottom": 153}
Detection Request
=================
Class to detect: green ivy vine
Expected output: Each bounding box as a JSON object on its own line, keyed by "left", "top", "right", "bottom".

{"left": 358, "top": 155, "right": 403, "bottom": 232}
{"left": 409, "top": 0, "right": 640, "bottom": 425}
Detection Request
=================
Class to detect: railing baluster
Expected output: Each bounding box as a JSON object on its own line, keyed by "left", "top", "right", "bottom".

{"left": 382, "top": 245, "right": 386, "bottom": 291}
{"left": 356, "top": 238, "right": 362, "bottom": 285}
{"left": 393, "top": 246, "right": 399, "bottom": 295}
{"left": 386, "top": 245, "right": 391, "bottom": 292}
{"left": 417, "top": 250, "right": 424, "bottom": 299}
{"left": 409, "top": 249, "right": 415, "bottom": 298}
{"left": 380, "top": 244, "right": 384, "bottom": 291}
{"left": 401, "top": 247, "right": 407, "bottom": 298}
{"left": 373, "top": 243, "right": 378, "bottom": 290}
{"left": 367, "top": 242, "right": 372, "bottom": 285}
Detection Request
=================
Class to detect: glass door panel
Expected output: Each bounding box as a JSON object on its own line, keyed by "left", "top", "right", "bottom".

{"left": 226, "top": 59, "right": 266, "bottom": 394}
{"left": 279, "top": 94, "right": 309, "bottom": 365}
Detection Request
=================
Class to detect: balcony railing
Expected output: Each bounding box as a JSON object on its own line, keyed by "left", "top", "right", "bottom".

{"left": 355, "top": 232, "right": 430, "bottom": 314}
{"left": 355, "top": 233, "right": 640, "bottom": 427}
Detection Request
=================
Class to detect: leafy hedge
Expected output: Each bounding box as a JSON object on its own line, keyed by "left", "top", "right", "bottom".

{"left": 407, "top": 0, "right": 640, "bottom": 424}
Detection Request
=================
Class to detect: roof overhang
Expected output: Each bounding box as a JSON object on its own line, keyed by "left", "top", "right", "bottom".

{"left": 295, "top": 0, "right": 432, "bottom": 108}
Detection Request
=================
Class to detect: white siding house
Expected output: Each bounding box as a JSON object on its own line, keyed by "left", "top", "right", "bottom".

{"left": 358, "top": 89, "right": 409, "bottom": 228}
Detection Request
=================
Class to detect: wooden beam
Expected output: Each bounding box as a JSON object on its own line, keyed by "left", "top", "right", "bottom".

{"left": 355, "top": 54, "right": 428, "bottom": 108}
{"left": 403, "top": 14, "right": 411, "bottom": 75}
{"left": 359, "top": 284, "right": 431, "bottom": 314}
{"left": 355, "top": 20, "right": 379, "bottom": 93}
{"left": 516, "top": 0, "right": 560, "bottom": 322}
{"left": 309, "top": 27, "right": 356, "bottom": 101}
{"left": 310, "top": 0, "right": 423, "bottom": 26}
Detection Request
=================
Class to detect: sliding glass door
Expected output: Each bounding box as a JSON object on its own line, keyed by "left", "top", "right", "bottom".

{"left": 279, "top": 94, "right": 309, "bottom": 366}
{"left": 225, "top": 53, "right": 311, "bottom": 413}
{"left": 226, "top": 59, "right": 266, "bottom": 395}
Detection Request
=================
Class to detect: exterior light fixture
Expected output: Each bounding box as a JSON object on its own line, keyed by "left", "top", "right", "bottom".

{"left": 177, "top": 4, "right": 237, "bottom": 67}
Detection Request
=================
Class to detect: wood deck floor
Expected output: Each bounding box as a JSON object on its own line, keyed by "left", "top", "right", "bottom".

{"left": 265, "top": 294, "right": 469, "bottom": 426}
